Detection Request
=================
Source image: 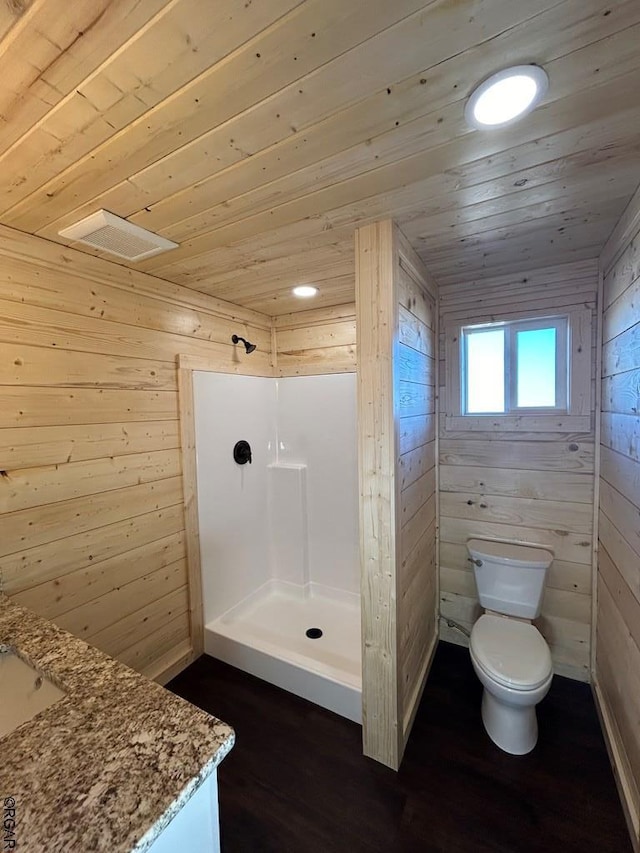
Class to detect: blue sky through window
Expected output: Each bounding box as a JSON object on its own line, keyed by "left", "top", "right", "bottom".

{"left": 516, "top": 327, "right": 556, "bottom": 407}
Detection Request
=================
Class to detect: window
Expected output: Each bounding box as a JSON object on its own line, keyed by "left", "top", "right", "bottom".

{"left": 462, "top": 317, "right": 567, "bottom": 415}
{"left": 445, "top": 307, "right": 591, "bottom": 432}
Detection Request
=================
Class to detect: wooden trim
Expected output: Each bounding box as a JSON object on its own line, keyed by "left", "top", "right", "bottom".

{"left": 396, "top": 227, "right": 438, "bottom": 301}
{"left": 592, "top": 679, "right": 640, "bottom": 852}
{"left": 177, "top": 363, "right": 204, "bottom": 658}
{"left": 356, "top": 219, "right": 400, "bottom": 770}
{"left": 434, "top": 255, "right": 441, "bottom": 654}
{"left": 443, "top": 305, "right": 592, "bottom": 432}
{"left": 600, "top": 184, "right": 640, "bottom": 277}
{"left": 177, "top": 352, "right": 272, "bottom": 376}
{"left": 270, "top": 324, "right": 278, "bottom": 373}
{"left": 147, "top": 642, "right": 198, "bottom": 686}
{"left": 591, "top": 264, "right": 604, "bottom": 677}
{"left": 445, "top": 414, "right": 591, "bottom": 433}
{"left": 357, "top": 219, "right": 439, "bottom": 770}
{"left": 402, "top": 630, "right": 437, "bottom": 737}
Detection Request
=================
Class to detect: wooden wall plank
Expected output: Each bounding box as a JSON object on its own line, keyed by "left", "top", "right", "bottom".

{"left": 596, "top": 192, "right": 640, "bottom": 849}
{"left": 0, "top": 477, "right": 183, "bottom": 557}
{"left": 54, "top": 558, "right": 187, "bottom": 641}
{"left": 440, "top": 492, "right": 592, "bottom": 535}
{"left": 87, "top": 586, "right": 190, "bottom": 660}
{"left": 273, "top": 303, "right": 356, "bottom": 376}
{"left": 439, "top": 438, "right": 594, "bottom": 471}
{"left": 0, "top": 421, "right": 180, "bottom": 469}
{"left": 119, "top": 611, "right": 191, "bottom": 675}
{"left": 398, "top": 441, "right": 435, "bottom": 491}
{"left": 440, "top": 464, "right": 594, "bottom": 503}
{"left": 13, "top": 533, "right": 186, "bottom": 621}
{"left": 178, "top": 365, "right": 204, "bottom": 658}
{"left": 0, "top": 294, "right": 272, "bottom": 368}
{"left": 0, "top": 449, "right": 181, "bottom": 514}
{"left": 0, "top": 387, "right": 179, "bottom": 428}
{"left": 3, "top": 506, "right": 185, "bottom": 596}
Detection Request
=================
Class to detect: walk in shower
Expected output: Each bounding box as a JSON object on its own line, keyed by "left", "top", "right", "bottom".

{"left": 193, "top": 372, "right": 361, "bottom": 721}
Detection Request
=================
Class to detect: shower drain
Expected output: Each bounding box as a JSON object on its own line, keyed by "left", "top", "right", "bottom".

{"left": 305, "top": 628, "right": 323, "bottom": 639}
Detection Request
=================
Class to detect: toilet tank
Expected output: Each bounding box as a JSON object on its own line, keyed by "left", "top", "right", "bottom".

{"left": 467, "top": 539, "right": 553, "bottom": 619}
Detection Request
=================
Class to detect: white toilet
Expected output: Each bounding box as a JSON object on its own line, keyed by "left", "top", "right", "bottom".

{"left": 467, "top": 538, "right": 554, "bottom": 756}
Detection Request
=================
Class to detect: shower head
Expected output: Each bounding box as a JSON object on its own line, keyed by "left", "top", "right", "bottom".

{"left": 231, "top": 334, "right": 257, "bottom": 354}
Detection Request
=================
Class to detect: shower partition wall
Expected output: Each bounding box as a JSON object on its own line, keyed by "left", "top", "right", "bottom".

{"left": 192, "top": 371, "right": 361, "bottom": 721}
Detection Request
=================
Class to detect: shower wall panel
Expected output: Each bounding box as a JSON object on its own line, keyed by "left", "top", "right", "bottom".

{"left": 277, "top": 373, "right": 359, "bottom": 594}
{"left": 193, "top": 372, "right": 275, "bottom": 623}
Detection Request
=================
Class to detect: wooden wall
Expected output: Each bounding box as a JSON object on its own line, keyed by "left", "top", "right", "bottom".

{"left": 356, "top": 219, "right": 438, "bottom": 770}
{"left": 273, "top": 304, "right": 356, "bottom": 377}
{"left": 0, "top": 225, "right": 272, "bottom": 683}
{"left": 595, "top": 187, "right": 640, "bottom": 849}
{"left": 438, "top": 259, "right": 598, "bottom": 682}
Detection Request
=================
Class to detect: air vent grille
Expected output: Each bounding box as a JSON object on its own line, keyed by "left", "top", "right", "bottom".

{"left": 58, "top": 210, "right": 178, "bottom": 261}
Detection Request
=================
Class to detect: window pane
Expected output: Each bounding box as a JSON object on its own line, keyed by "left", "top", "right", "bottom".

{"left": 466, "top": 329, "right": 505, "bottom": 413}
{"left": 516, "top": 327, "right": 556, "bottom": 407}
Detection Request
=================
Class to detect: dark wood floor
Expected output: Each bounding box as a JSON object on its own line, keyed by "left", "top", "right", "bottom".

{"left": 168, "top": 642, "right": 632, "bottom": 853}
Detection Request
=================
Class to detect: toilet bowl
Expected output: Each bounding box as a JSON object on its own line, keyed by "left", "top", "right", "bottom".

{"left": 466, "top": 538, "right": 554, "bottom": 754}
{"left": 470, "top": 614, "right": 553, "bottom": 755}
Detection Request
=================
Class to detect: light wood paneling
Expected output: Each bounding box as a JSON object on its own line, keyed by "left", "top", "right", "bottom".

{"left": 0, "top": 2, "right": 636, "bottom": 313}
{"left": 0, "top": 226, "right": 271, "bottom": 682}
{"left": 595, "top": 186, "right": 640, "bottom": 850}
{"left": 357, "top": 220, "right": 437, "bottom": 770}
{"left": 273, "top": 304, "right": 356, "bottom": 376}
{"left": 357, "top": 220, "right": 398, "bottom": 769}
{"left": 439, "top": 259, "right": 597, "bottom": 682}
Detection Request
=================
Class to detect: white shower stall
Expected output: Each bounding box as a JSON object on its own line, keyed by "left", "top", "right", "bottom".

{"left": 193, "top": 371, "right": 361, "bottom": 721}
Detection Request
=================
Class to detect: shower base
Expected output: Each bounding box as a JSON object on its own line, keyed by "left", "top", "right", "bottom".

{"left": 204, "top": 580, "right": 361, "bottom": 723}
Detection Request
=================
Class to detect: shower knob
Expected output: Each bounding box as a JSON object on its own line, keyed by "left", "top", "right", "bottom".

{"left": 233, "top": 440, "right": 252, "bottom": 465}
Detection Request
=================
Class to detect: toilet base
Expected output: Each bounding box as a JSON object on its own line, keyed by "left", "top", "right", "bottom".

{"left": 481, "top": 688, "right": 538, "bottom": 756}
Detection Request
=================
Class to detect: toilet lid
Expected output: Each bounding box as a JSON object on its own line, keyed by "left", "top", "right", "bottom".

{"left": 470, "top": 614, "right": 552, "bottom": 690}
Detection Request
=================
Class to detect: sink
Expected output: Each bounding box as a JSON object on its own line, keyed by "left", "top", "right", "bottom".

{"left": 0, "top": 646, "right": 66, "bottom": 738}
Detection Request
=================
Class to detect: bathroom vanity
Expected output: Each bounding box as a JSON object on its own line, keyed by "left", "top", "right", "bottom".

{"left": 0, "top": 595, "right": 234, "bottom": 852}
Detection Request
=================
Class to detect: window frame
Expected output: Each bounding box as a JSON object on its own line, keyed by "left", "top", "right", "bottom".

{"left": 461, "top": 315, "right": 568, "bottom": 416}
{"left": 444, "top": 306, "right": 592, "bottom": 433}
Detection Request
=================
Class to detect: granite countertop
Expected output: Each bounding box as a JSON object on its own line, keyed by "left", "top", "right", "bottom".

{"left": 0, "top": 595, "right": 234, "bottom": 853}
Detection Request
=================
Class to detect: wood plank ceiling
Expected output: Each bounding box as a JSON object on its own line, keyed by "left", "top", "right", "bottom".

{"left": 0, "top": 0, "right": 639, "bottom": 314}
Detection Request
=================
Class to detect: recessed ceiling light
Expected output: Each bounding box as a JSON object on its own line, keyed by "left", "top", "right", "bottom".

{"left": 465, "top": 65, "right": 548, "bottom": 130}
{"left": 292, "top": 285, "right": 319, "bottom": 298}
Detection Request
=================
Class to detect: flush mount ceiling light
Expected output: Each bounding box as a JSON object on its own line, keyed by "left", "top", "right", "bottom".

{"left": 465, "top": 65, "right": 548, "bottom": 130}
{"left": 292, "top": 285, "right": 319, "bottom": 298}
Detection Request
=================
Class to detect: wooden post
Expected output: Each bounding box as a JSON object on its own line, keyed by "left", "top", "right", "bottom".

{"left": 356, "top": 221, "right": 438, "bottom": 769}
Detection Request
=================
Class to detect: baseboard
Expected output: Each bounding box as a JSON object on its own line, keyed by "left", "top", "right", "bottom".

{"left": 147, "top": 641, "right": 197, "bottom": 686}
{"left": 401, "top": 631, "right": 438, "bottom": 754}
{"left": 592, "top": 678, "right": 640, "bottom": 852}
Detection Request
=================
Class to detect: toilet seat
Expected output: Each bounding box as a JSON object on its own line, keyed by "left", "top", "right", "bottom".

{"left": 470, "top": 614, "right": 552, "bottom": 691}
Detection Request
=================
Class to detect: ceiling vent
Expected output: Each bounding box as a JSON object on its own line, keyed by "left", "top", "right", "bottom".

{"left": 58, "top": 210, "right": 179, "bottom": 261}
